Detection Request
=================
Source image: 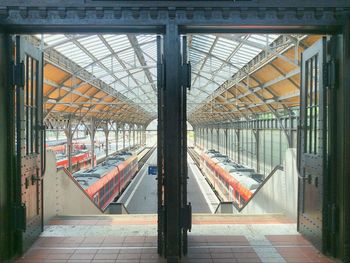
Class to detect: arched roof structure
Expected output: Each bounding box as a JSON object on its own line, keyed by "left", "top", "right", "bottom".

{"left": 27, "top": 33, "right": 321, "bottom": 127}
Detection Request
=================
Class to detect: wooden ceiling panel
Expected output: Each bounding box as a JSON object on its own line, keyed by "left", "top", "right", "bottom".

{"left": 44, "top": 64, "right": 68, "bottom": 83}
{"left": 303, "top": 35, "right": 323, "bottom": 48}
{"left": 60, "top": 94, "right": 79, "bottom": 103}
{"left": 266, "top": 79, "right": 298, "bottom": 96}
{"left": 252, "top": 64, "right": 281, "bottom": 83}
{"left": 75, "top": 83, "right": 92, "bottom": 94}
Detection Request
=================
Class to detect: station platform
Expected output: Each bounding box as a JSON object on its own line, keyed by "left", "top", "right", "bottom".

{"left": 15, "top": 214, "right": 334, "bottom": 263}
{"left": 117, "top": 151, "right": 216, "bottom": 214}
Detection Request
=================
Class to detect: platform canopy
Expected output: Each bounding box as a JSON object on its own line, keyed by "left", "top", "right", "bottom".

{"left": 32, "top": 33, "right": 320, "bottom": 126}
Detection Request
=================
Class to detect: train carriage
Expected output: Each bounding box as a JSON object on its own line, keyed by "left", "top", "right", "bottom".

{"left": 200, "top": 150, "right": 262, "bottom": 208}
{"left": 74, "top": 153, "right": 138, "bottom": 211}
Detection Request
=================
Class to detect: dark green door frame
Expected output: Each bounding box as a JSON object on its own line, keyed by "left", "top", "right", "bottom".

{"left": 0, "top": 34, "right": 18, "bottom": 263}
{"left": 0, "top": 3, "right": 349, "bottom": 262}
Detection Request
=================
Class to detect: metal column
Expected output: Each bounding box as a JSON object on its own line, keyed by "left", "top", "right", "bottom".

{"left": 122, "top": 124, "right": 126, "bottom": 150}
{"left": 159, "top": 23, "right": 190, "bottom": 262}
{"left": 103, "top": 123, "right": 109, "bottom": 158}
{"left": 128, "top": 124, "right": 131, "bottom": 149}
{"left": 225, "top": 128, "right": 228, "bottom": 156}
{"left": 64, "top": 121, "right": 73, "bottom": 172}
{"left": 87, "top": 118, "right": 96, "bottom": 168}
{"left": 115, "top": 122, "right": 118, "bottom": 152}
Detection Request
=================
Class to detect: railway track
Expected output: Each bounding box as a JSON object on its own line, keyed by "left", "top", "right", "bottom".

{"left": 138, "top": 145, "right": 156, "bottom": 170}
{"left": 188, "top": 147, "right": 223, "bottom": 202}
{"left": 188, "top": 146, "right": 201, "bottom": 166}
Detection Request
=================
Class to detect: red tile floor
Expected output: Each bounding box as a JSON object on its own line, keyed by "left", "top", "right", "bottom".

{"left": 15, "top": 215, "right": 337, "bottom": 263}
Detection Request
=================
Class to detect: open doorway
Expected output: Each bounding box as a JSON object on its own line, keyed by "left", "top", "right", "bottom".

{"left": 185, "top": 32, "right": 340, "bottom": 260}
{"left": 4, "top": 28, "right": 343, "bottom": 263}
{"left": 11, "top": 33, "right": 160, "bottom": 252}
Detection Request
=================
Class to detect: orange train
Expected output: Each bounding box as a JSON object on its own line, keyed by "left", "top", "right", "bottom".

{"left": 73, "top": 152, "right": 138, "bottom": 210}
{"left": 200, "top": 150, "right": 262, "bottom": 208}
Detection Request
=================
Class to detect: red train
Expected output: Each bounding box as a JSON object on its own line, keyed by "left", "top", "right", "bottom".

{"left": 200, "top": 149, "right": 262, "bottom": 208}
{"left": 73, "top": 152, "right": 138, "bottom": 210}
{"left": 56, "top": 151, "right": 95, "bottom": 172}
{"left": 47, "top": 139, "right": 88, "bottom": 155}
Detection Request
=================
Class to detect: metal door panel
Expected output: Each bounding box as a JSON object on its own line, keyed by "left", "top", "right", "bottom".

{"left": 15, "top": 36, "right": 44, "bottom": 252}
{"left": 298, "top": 38, "right": 326, "bottom": 251}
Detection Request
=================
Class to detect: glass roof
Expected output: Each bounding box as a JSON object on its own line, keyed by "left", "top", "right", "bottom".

{"left": 38, "top": 33, "right": 280, "bottom": 118}
{"left": 187, "top": 34, "right": 279, "bottom": 112}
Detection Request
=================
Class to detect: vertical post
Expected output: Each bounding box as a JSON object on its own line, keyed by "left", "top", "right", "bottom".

{"left": 255, "top": 129, "right": 260, "bottom": 172}
{"left": 206, "top": 128, "right": 209, "bottom": 149}
{"left": 136, "top": 125, "right": 139, "bottom": 147}
{"left": 237, "top": 130, "right": 241, "bottom": 163}
{"left": 128, "top": 124, "right": 131, "bottom": 149}
{"left": 194, "top": 127, "right": 196, "bottom": 147}
{"left": 104, "top": 122, "right": 109, "bottom": 158}
{"left": 157, "top": 35, "right": 164, "bottom": 256}
{"left": 0, "top": 34, "right": 15, "bottom": 260}
{"left": 115, "top": 122, "right": 118, "bottom": 152}
{"left": 163, "top": 21, "right": 182, "bottom": 262}
{"left": 89, "top": 118, "right": 96, "bottom": 168}
{"left": 64, "top": 120, "right": 73, "bottom": 172}
{"left": 225, "top": 128, "right": 228, "bottom": 156}
{"left": 122, "top": 124, "right": 126, "bottom": 150}
{"left": 217, "top": 128, "right": 220, "bottom": 152}
{"left": 133, "top": 124, "right": 136, "bottom": 147}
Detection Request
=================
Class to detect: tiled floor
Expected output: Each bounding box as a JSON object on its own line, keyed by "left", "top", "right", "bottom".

{"left": 15, "top": 215, "right": 336, "bottom": 263}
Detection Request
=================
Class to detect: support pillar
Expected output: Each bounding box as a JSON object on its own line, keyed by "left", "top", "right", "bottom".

{"left": 206, "top": 127, "right": 209, "bottom": 150}
{"left": 162, "top": 23, "right": 183, "bottom": 261}
{"left": 86, "top": 118, "right": 96, "bottom": 168}
{"left": 143, "top": 126, "right": 146, "bottom": 146}
{"left": 133, "top": 124, "right": 136, "bottom": 147}
{"left": 225, "top": 128, "right": 228, "bottom": 156}
{"left": 64, "top": 120, "right": 73, "bottom": 172}
{"left": 128, "top": 124, "right": 131, "bottom": 149}
{"left": 136, "top": 125, "right": 139, "bottom": 147}
{"left": 115, "top": 122, "right": 118, "bottom": 152}
{"left": 255, "top": 130, "right": 260, "bottom": 172}
{"left": 103, "top": 122, "right": 109, "bottom": 158}
{"left": 122, "top": 124, "right": 126, "bottom": 150}
{"left": 56, "top": 127, "right": 59, "bottom": 141}
{"left": 194, "top": 127, "right": 197, "bottom": 147}
{"left": 217, "top": 128, "right": 220, "bottom": 152}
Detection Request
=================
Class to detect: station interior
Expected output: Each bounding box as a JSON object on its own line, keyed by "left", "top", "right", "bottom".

{"left": 1, "top": 2, "right": 350, "bottom": 263}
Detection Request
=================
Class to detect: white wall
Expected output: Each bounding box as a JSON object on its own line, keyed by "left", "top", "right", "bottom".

{"left": 43, "top": 151, "right": 102, "bottom": 224}
{"left": 241, "top": 148, "right": 298, "bottom": 220}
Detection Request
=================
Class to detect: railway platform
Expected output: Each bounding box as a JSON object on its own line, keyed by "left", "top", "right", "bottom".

{"left": 15, "top": 214, "right": 334, "bottom": 263}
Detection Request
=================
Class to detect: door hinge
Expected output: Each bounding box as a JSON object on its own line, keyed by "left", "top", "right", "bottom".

{"left": 13, "top": 204, "right": 26, "bottom": 231}
{"left": 181, "top": 62, "right": 191, "bottom": 90}
{"left": 12, "top": 61, "right": 25, "bottom": 87}
{"left": 157, "top": 60, "right": 165, "bottom": 90}
{"left": 182, "top": 203, "right": 192, "bottom": 232}
{"left": 324, "top": 59, "right": 337, "bottom": 89}
{"left": 328, "top": 203, "right": 337, "bottom": 234}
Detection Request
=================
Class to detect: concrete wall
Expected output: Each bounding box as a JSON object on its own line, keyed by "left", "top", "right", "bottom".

{"left": 43, "top": 151, "right": 102, "bottom": 224}
{"left": 241, "top": 148, "right": 298, "bottom": 220}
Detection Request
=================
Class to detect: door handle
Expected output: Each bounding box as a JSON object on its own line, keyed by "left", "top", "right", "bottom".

{"left": 31, "top": 175, "right": 41, "bottom": 184}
